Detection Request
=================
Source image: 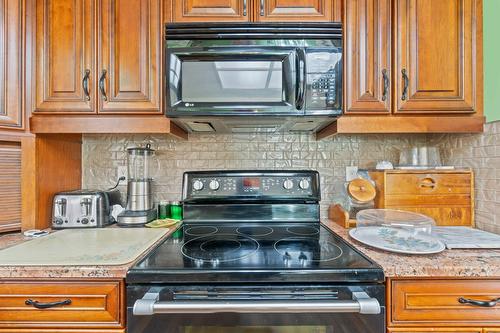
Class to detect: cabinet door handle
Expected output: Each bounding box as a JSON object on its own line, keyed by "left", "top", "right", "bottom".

{"left": 419, "top": 177, "right": 436, "bottom": 189}
{"left": 82, "top": 69, "right": 91, "bottom": 101}
{"left": 25, "top": 299, "right": 72, "bottom": 309}
{"left": 99, "top": 69, "right": 108, "bottom": 101}
{"left": 459, "top": 297, "right": 500, "bottom": 307}
{"left": 243, "top": 0, "right": 247, "bottom": 16}
{"left": 401, "top": 69, "right": 409, "bottom": 101}
{"left": 382, "top": 69, "right": 389, "bottom": 102}
{"left": 260, "top": 0, "right": 264, "bottom": 16}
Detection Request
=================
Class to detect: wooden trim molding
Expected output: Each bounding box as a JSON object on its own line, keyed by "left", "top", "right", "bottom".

{"left": 316, "top": 116, "right": 485, "bottom": 140}
{"left": 30, "top": 116, "right": 188, "bottom": 140}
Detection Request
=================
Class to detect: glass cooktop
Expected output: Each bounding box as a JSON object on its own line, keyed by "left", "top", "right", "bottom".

{"left": 127, "top": 223, "right": 384, "bottom": 284}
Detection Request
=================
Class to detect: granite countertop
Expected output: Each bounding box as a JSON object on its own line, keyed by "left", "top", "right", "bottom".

{"left": 0, "top": 226, "right": 178, "bottom": 279}
{"left": 1, "top": 222, "right": 499, "bottom": 279}
{"left": 322, "top": 219, "right": 500, "bottom": 278}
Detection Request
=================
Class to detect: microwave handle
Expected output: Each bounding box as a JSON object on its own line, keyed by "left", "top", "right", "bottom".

{"left": 295, "top": 49, "right": 306, "bottom": 110}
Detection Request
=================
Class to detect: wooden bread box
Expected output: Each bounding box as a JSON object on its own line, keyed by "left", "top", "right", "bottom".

{"left": 368, "top": 169, "right": 474, "bottom": 227}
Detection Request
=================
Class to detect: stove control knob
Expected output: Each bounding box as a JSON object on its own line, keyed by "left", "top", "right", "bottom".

{"left": 299, "top": 179, "right": 310, "bottom": 190}
{"left": 81, "top": 218, "right": 89, "bottom": 225}
{"left": 193, "top": 180, "right": 204, "bottom": 191}
{"left": 209, "top": 180, "right": 220, "bottom": 191}
{"left": 283, "top": 179, "right": 294, "bottom": 190}
{"left": 54, "top": 218, "right": 63, "bottom": 225}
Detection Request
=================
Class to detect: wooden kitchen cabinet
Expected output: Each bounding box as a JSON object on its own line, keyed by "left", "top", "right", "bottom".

{"left": 344, "top": 0, "right": 392, "bottom": 114}
{"left": 388, "top": 279, "right": 500, "bottom": 328}
{"left": 98, "top": 0, "right": 162, "bottom": 114}
{"left": 395, "top": 0, "right": 480, "bottom": 114}
{"left": 0, "top": 280, "right": 124, "bottom": 329}
{"left": 34, "top": 0, "right": 162, "bottom": 114}
{"left": 0, "top": 0, "right": 25, "bottom": 128}
{"left": 35, "top": 0, "right": 96, "bottom": 114}
{"left": 256, "top": 0, "right": 338, "bottom": 22}
{"left": 170, "top": 0, "right": 250, "bottom": 22}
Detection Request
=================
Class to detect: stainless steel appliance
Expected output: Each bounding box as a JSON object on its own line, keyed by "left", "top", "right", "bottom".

{"left": 127, "top": 170, "right": 385, "bottom": 333}
{"left": 51, "top": 189, "right": 121, "bottom": 228}
{"left": 164, "top": 23, "right": 343, "bottom": 133}
{"left": 117, "top": 144, "right": 157, "bottom": 226}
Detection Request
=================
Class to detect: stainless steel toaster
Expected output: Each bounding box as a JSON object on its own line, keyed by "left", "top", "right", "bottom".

{"left": 52, "top": 189, "right": 122, "bottom": 229}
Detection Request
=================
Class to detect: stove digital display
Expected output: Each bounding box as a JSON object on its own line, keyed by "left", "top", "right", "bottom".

{"left": 242, "top": 178, "right": 260, "bottom": 189}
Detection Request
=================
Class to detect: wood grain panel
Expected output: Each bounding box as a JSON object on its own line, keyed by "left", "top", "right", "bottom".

{"left": 0, "top": 141, "right": 21, "bottom": 233}
{"left": 388, "top": 328, "right": 482, "bottom": 333}
{"left": 391, "top": 280, "right": 500, "bottom": 326}
{"left": 256, "top": 0, "right": 334, "bottom": 21}
{"left": 344, "top": 0, "right": 391, "bottom": 114}
{"left": 395, "top": 0, "right": 478, "bottom": 113}
{"left": 171, "top": 0, "right": 249, "bottom": 22}
{"left": 387, "top": 207, "right": 472, "bottom": 226}
{"left": 0, "top": 281, "right": 123, "bottom": 328}
{"left": 385, "top": 173, "right": 472, "bottom": 195}
{"left": 0, "top": 0, "right": 24, "bottom": 129}
{"left": 98, "top": 0, "right": 162, "bottom": 113}
{"left": 35, "top": 0, "right": 95, "bottom": 113}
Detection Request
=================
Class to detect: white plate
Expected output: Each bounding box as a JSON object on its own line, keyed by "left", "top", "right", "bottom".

{"left": 349, "top": 226, "right": 445, "bottom": 255}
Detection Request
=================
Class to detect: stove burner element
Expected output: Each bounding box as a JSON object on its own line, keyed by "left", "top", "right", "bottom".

{"left": 236, "top": 226, "right": 273, "bottom": 237}
{"left": 185, "top": 226, "right": 218, "bottom": 236}
{"left": 182, "top": 234, "right": 260, "bottom": 264}
{"left": 287, "top": 226, "right": 320, "bottom": 236}
{"left": 274, "top": 237, "right": 343, "bottom": 262}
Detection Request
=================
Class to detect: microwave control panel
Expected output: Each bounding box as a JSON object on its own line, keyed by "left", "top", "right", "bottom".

{"left": 305, "top": 49, "right": 342, "bottom": 112}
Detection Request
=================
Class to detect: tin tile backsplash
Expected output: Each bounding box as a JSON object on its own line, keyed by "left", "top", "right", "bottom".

{"left": 82, "top": 133, "right": 427, "bottom": 218}
{"left": 430, "top": 121, "right": 500, "bottom": 235}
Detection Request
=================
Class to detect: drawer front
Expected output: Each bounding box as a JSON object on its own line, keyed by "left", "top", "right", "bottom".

{"left": 385, "top": 207, "right": 472, "bottom": 226}
{"left": 385, "top": 173, "right": 472, "bottom": 196}
{"left": 0, "top": 281, "right": 123, "bottom": 328}
{"left": 392, "top": 280, "right": 500, "bottom": 326}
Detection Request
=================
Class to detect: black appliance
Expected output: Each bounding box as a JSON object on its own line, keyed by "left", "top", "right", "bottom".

{"left": 164, "top": 24, "right": 343, "bottom": 133}
{"left": 127, "top": 170, "right": 385, "bottom": 333}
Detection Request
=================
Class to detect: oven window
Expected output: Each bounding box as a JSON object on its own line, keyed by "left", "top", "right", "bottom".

{"left": 181, "top": 61, "right": 283, "bottom": 102}
{"left": 184, "top": 327, "right": 326, "bottom": 333}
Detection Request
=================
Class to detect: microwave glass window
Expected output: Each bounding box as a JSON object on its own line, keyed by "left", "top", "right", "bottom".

{"left": 181, "top": 61, "right": 283, "bottom": 102}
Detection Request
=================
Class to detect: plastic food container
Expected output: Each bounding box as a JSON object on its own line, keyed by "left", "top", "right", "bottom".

{"left": 356, "top": 209, "right": 435, "bottom": 235}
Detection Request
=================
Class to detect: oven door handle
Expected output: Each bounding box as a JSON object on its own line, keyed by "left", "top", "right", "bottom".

{"left": 133, "top": 291, "right": 380, "bottom": 316}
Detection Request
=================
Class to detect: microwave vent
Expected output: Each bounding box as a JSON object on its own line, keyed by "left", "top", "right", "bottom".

{"left": 231, "top": 125, "right": 279, "bottom": 134}
{"left": 186, "top": 121, "right": 215, "bottom": 132}
{"left": 289, "top": 121, "right": 318, "bottom": 132}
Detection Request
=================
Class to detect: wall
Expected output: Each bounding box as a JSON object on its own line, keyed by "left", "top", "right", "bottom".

{"left": 430, "top": 121, "right": 500, "bottom": 234}
{"left": 484, "top": 0, "right": 500, "bottom": 122}
{"left": 83, "top": 133, "right": 426, "bottom": 218}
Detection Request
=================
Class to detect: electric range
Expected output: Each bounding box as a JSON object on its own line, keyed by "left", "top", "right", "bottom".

{"left": 126, "top": 170, "right": 385, "bottom": 333}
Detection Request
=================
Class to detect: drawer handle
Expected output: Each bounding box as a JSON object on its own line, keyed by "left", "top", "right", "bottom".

{"left": 25, "top": 299, "right": 72, "bottom": 309}
{"left": 419, "top": 177, "right": 436, "bottom": 189}
{"left": 458, "top": 297, "right": 500, "bottom": 307}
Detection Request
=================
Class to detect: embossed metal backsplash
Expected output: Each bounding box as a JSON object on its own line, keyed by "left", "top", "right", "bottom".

{"left": 430, "top": 121, "right": 500, "bottom": 235}
{"left": 82, "top": 132, "right": 427, "bottom": 218}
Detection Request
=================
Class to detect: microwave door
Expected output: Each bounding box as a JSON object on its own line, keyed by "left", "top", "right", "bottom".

{"left": 167, "top": 49, "right": 301, "bottom": 116}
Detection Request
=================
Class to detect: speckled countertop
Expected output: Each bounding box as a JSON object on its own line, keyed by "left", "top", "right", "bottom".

{"left": 1, "top": 222, "right": 499, "bottom": 279}
{"left": 322, "top": 219, "right": 500, "bottom": 278}
{"left": 0, "top": 226, "right": 178, "bottom": 279}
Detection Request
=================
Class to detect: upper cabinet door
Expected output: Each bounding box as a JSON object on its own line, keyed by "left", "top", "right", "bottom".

{"left": 395, "top": 0, "right": 479, "bottom": 114}
{"left": 0, "top": 0, "right": 24, "bottom": 129}
{"left": 344, "top": 0, "right": 391, "bottom": 114}
{"left": 171, "top": 0, "right": 250, "bottom": 22}
{"left": 256, "top": 0, "right": 336, "bottom": 22}
{"left": 35, "top": 0, "right": 95, "bottom": 113}
{"left": 98, "top": 0, "right": 162, "bottom": 114}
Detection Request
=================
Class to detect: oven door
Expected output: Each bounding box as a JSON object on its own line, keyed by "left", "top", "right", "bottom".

{"left": 166, "top": 47, "right": 302, "bottom": 116}
{"left": 127, "top": 285, "right": 385, "bottom": 333}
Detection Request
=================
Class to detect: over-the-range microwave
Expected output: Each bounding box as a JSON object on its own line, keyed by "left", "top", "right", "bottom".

{"left": 164, "top": 23, "right": 343, "bottom": 133}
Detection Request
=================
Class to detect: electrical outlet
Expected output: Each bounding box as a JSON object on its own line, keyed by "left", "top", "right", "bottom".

{"left": 345, "top": 166, "right": 359, "bottom": 181}
{"left": 117, "top": 166, "right": 128, "bottom": 182}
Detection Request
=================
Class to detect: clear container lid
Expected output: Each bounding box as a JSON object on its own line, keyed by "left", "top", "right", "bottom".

{"left": 356, "top": 209, "right": 435, "bottom": 233}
